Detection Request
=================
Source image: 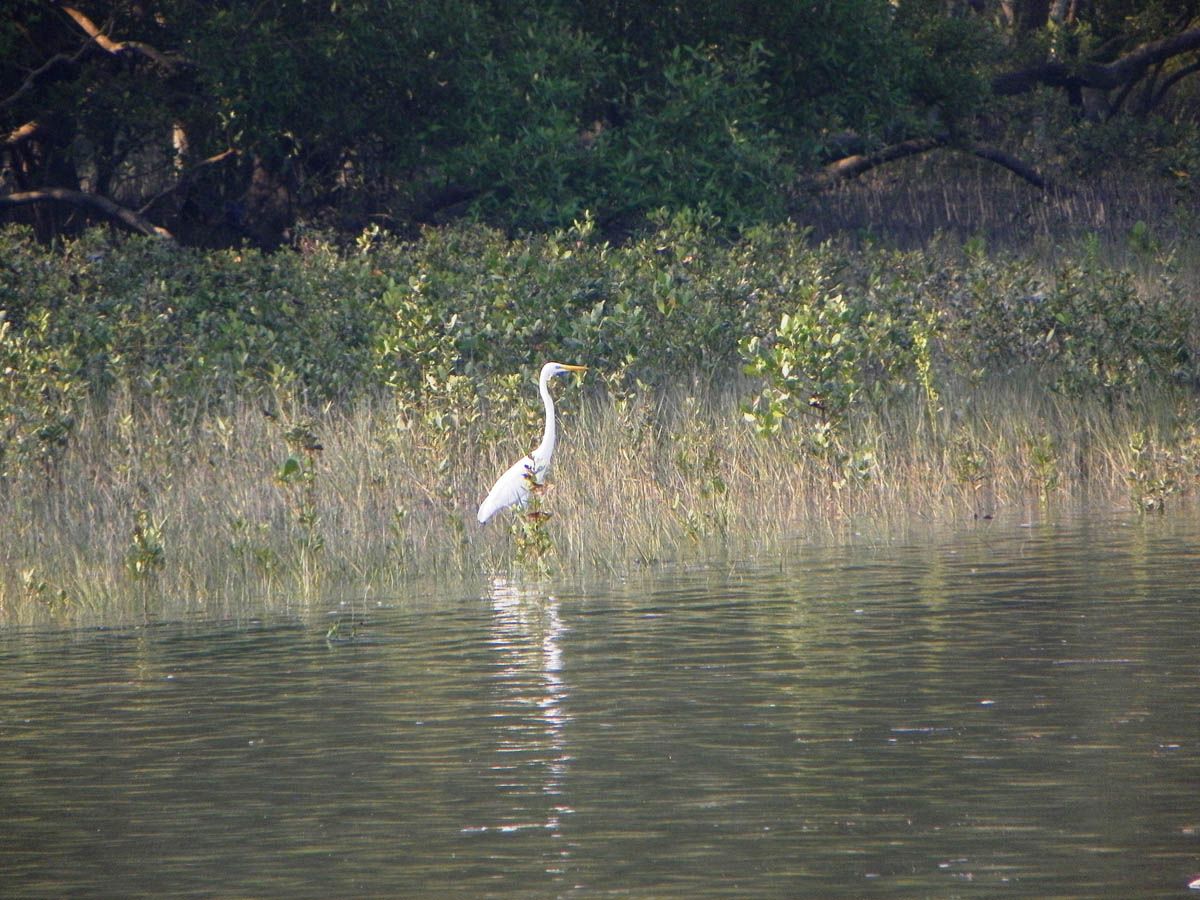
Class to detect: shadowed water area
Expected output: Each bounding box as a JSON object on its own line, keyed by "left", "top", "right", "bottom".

{"left": 1, "top": 510, "right": 1198, "bottom": 898}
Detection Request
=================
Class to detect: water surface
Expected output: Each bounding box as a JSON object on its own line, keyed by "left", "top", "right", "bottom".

{"left": 2, "top": 510, "right": 1198, "bottom": 898}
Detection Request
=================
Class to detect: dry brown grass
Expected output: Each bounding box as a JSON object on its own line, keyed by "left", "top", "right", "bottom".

{"left": 805, "top": 155, "right": 1197, "bottom": 267}
{"left": 2, "top": 373, "right": 1198, "bottom": 630}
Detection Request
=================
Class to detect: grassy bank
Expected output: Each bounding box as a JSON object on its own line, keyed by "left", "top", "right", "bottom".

{"left": 3, "top": 374, "right": 1199, "bottom": 629}
{"left": 2, "top": 217, "right": 1199, "bottom": 627}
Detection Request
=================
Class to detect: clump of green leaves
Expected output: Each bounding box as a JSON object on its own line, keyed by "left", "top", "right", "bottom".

{"left": 0, "top": 310, "right": 85, "bottom": 482}
{"left": 20, "top": 569, "right": 74, "bottom": 618}
{"left": 277, "top": 419, "right": 324, "bottom": 554}
{"left": 941, "top": 243, "right": 1191, "bottom": 404}
{"left": 1025, "top": 429, "right": 1060, "bottom": 503}
{"left": 741, "top": 280, "right": 859, "bottom": 444}
{"left": 949, "top": 427, "right": 994, "bottom": 518}
{"left": 1125, "top": 422, "right": 1200, "bottom": 514}
{"left": 602, "top": 43, "right": 791, "bottom": 231}
{"left": 1128, "top": 431, "right": 1175, "bottom": 513}
{"left": 126, "top": 509, "right": 166, "bottom": 578}
{"left": 739, "top": 271, "right": 939, "bottom": 469}
{"left": 512, "top": 474, "right": 555, "bottom": 572}
{"left": 1034, "top": 253, "right": 1188, "bottom": 403}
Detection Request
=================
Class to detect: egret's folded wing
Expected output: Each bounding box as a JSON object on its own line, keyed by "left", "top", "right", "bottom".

{"left": 477, "top": 456, "right": 533, "bottom": 524}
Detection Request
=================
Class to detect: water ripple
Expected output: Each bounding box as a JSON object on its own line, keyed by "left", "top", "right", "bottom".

{"left": 1, "top": 511, "right": 1198, "bottom": 897}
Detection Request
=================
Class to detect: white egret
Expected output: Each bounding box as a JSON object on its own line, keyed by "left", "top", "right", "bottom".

{"left": 477, "top": 361, "right": 588, "bottom": 524}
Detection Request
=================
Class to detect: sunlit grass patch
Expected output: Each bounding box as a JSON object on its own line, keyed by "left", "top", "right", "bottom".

{"left": 3, "top": 218, "right": 1200, "bottom": 629}
{"left": 10, "top": 371, "right": 1197, "bottom": 630}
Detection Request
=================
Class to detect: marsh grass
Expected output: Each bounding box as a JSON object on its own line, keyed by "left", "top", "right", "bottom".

{"left": 3, "top": 374, "right": 1198, "bottom": 629}
{"left": 4, "top": 207, "right": 1199, "bottom": 629}
{"left": 807, "top": 156, "right": 1198, "bottom": 265}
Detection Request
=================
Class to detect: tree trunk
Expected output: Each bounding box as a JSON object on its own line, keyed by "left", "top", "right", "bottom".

{"left": 239, "top": 156, "right": 296, "bottom": 249}
{"left": 1018, "top": 0, "right": 1051, "bottom": 32}
{"left": 0, "top": 188, "right": 174, "bottom": 239}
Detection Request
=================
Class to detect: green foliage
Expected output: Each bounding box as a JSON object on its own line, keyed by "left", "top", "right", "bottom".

{"left": 1045, "top": 259, "right": 1188, "bottom": 400}
{"left": 1, "top": 219, "right": 1198, "bottom": 500}
{"left": 277, "top": 419, "right": 324, "bottom": 554}
{"left": 739, "top": 267, "right": 940, "bottom": 462}
{"left": 1128, "top": 430, "right": 1175, "bottom": 513}
{"left": 937, "top": 242, "right": 1191, "bottom": 402}
{"left": 1127, "top": 422, "right": 1200, "bottom": 514}
{"left": 601, "top": 44, "right": 790, "bottom": 229}
{"left": 1025, "top": 429, "right": 1061, "bottom": 503}
{"left": 4, "top": 210, "right": 1200, "bottom": 623}
{"left": 0, "top": 310, "right": 85, "bottom": 481}
{"left": 0, "top": 226, "right": 385, "bottom": 413}
{"left": 512, "top": 482, "right": 556, "bottom": 573}
{"left": 443, "top": 19, "right": 609, "bottom": 231}
{"left": 892, "top": 3, "right": 999, "bottom": 133}
{"left": 126, "top": 509, "right": 167, "bottom": 579}
{"left": 5, "top": 0, "right": 1078, "bottom": 242}
{"left": 950, "top": 427, "right": 991, "bottom": 491}
{"left": 741, "top": 290, "right": 861, "bottom": 443}
{"left": 19, "top": 567, "right": 75, "bottom": 619}
{"left": 1063, "top": 115, "right": 1200, "bottom": 191}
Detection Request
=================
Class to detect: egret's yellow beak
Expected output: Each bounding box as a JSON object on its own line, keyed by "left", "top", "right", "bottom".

{"left": 562, "top": 364, "right": 588, "bottom": 374}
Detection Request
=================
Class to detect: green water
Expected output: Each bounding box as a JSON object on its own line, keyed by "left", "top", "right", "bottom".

{"left": 2, "top": 511, "right": 1198, "bottom": 898}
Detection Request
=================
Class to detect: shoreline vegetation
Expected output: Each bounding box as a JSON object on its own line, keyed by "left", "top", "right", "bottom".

{"left": 3, "top": 193, "right": 1200, "bottom": 628}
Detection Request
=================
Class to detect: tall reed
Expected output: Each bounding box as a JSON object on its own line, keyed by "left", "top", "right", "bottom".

{"left": 3, "top": 375, "right": 1197, "bottom": 629}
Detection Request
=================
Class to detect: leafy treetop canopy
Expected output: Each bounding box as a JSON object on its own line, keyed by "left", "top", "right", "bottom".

{"left": 1, "top": 0, "right": 1198, "bottom": 246}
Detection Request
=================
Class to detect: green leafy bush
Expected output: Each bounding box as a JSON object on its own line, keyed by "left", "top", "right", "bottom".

{"left": 0, "top": 310, "right": 85, "bottom": 480}
{"left": 1, "top": 220, "right": 1197, "bottom": 487}
{"left": 600, "top": 44, "right": 791, "bottom": 231}
{"left": 937, "top": 242, "right": 1191, "bottom": 401}
{"left": 443, "top": 19, "right": 610, "bottom": 231}
{"left": 739, "top": 268, "right": 938, "bottom": 458}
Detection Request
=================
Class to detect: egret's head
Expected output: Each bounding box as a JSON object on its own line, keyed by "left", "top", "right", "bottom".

{"left": 541, "top": 361, "right": 588, "bottom": 381}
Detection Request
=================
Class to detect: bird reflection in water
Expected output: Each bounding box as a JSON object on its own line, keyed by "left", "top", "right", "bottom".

{"left": 466, "top": 575, "right": 573, "bottom": 869}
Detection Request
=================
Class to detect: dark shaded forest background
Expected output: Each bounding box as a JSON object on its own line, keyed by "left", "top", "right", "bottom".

{"left": 3, "top": 0, "right": 1199, "bottom": 248}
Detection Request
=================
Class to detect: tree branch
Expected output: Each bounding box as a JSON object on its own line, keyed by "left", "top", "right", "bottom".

{"left": 806, "top": 135, "right": 1059, "bottom": 194}
{"left": 57, "top": 3, "right": 181, "bottom": 70}
{"left": 138, "top": 148, "right": 239, "bottom": 215}
{"left": 1098, "top": 26, "right": 1200, "bottom": 89}
{"left": 0, "top": 49, "right": 82, "bottom": 112}
{"left": 1150, "top": 58, "right": 1200, "bottom": 111}
{"left": 993, "top": 26, "right": 1200, "bottom": 96}
{"left": 0, "top": 188, "right": 174, "bottom": 239}
{"left": 806, "top": 136, "right": 949, "bottom": 190}
{"left": 4, "top": 120, "right": 49, "bottom": 147}
{"left": 966, "top": 144, "right": 1059, "bottom": 192}
{"left": 992, "top": 60, "right": 1073, "bottom": 96}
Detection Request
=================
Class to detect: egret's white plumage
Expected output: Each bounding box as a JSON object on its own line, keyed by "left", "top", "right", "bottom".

{"left": 477, "top": 361, "right": 587, "bottom": 524}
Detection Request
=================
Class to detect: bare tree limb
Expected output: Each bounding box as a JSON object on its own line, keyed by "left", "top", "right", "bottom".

{"left": 4, "top": 4, "right": 184, "bottom": 113}
{"left": 994, "top": 26, "right": 1200, "bottom": 96}
{"left": 138, "top": 148, "right": 239, "bottom": 215}
{"left": 0, "top": 49, "right": 82, "bottom": 112}
{"left": 966, "top": 144, "right": 1059, "bottom": 192}
{"left": 1107, "top": 70, "right": 1141, "bottom": 118}
{"left": 0, "top": 188, "right": 174, "bottom": 239}
{"left": 57, "top": 3, "right": 181, "bottom": 70}
{"left": 1098, "top": 25, "right": 1200, "bottom": 89}
{"left": 1151, "top": 58, "right": 1200, "bottom": 110}
{"left": 807, "top": 137, "right": 949, "bottom": 190}
{"left": 805, "top": 134, "right": 1060, "bottom": 194}
{"left": 4, "top": 121, "right": 49, "bottom": 147}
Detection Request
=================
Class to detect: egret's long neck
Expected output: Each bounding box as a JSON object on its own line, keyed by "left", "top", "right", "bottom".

{"left": 534, "top": 372, "right": 556, "bottom": 462}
